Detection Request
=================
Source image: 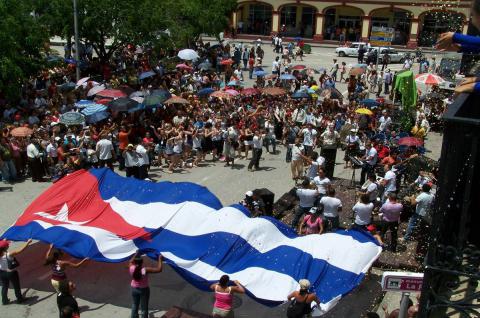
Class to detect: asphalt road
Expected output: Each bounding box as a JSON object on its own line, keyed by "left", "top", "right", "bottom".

{"left": 0, "top": 44, "right": 444, "bottom": 318}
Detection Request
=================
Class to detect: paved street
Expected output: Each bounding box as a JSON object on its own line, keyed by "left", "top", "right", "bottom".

{"left": 1, "top": 44, "right": 443, "bottom": 317}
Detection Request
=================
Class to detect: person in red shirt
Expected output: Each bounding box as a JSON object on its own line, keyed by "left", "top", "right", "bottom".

{"left": 118, "top": 125, "right": 132, "bottom": 171}
{"left": 376, "top": 142, "right": 390, "bottom": 161}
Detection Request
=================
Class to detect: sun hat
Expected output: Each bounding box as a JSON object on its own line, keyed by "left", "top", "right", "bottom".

{"left": 245, "top": 191, "right": 253, "bottom": 197}
{"left": 299, "top": 279, "right": 310, "bottom": 290}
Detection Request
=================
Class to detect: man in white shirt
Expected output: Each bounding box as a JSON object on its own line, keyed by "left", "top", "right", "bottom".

{"left": 136, "top": 141, "right": 150, "bottom": 180}
{"left": 378, "top": 110, "right": 392, "bottom": 132}
{"left": 360, "top": 143, "right": 378, "bottom": 184}
{"left": 46, "top": 137, "right": 59, "bottom": 165}
{"left": 403, "top": 184, "right": 435, "bottom": 241}
{"left": 319, "top": 188, "right": 342, "bottom": 231}
{"left": 123, "top": 144, "right": 139, "bottom": 178}
{"left": 292, "top": 106, "right": 306, "bottom": 126}
{"left": 300, "top": 123, "right": 317, "bottom": 156}
{"left": 272, "top": 56, "right": 280, "bottom": 75}
{"left": 290, "top": 138, "right": 304, "bottom": 181}
{"left": 313, "top": 168, "right": 331, "bottom": 197}
{"left": 96, "top": 134, "right": 115, "bottom": 170}
{"left": 26, "top": 139, "right": 44, "bottom": 182}
{"left": 292, "top": 178, "right": 319, "bottom": 229}
{"left": 320, "top": 124, "right": 339, "bottom": 178}
{"left": 381, "top": 164, "right": 397, "bottom": 201}
{"left": 247, "top": 130, "right": 264, "bottom": 171}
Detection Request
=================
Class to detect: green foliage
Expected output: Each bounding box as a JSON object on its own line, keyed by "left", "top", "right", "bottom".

{"left": 0, "top": 0, "right": 49, "bottom": 100}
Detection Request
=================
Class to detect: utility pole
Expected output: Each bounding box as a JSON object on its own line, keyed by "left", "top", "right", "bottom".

{"left": 73, "top": 0, "right": 81, "bottom": 82}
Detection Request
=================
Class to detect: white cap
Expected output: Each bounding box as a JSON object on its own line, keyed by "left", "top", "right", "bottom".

{"left": 245, "top": 191, "right": 253, "bottom": 197}
{"left": 54, "top": 137, "right": 61, "bottom": 141}
{"left": 299, "top": 279, "right": 311, "bottom": 290}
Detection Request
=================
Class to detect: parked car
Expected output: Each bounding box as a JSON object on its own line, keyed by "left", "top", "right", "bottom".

{"left": 335, "top": 42, "right": 368, "bottom": 57}
{"left": 368, "top": 47, "right": 406, "bottom": 63}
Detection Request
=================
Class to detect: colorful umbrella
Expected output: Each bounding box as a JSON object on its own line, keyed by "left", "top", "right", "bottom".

{"left": 280, "top": 74, "right": 296, "bottom": 80}
{"left": 254, "top": 70, "right": 267, "bottom": 77}
{"left": 177, "top": 49, "right": 199, "bottom": 61}
{"left": 220, "top": 59, "right": 235, "bottom": 65}
{"left": 415, "top": 73, "right": 445, "bottom": 85}
{"left": 164, "top": 96, "right": 189, "bottom": 105}
{"left": 176, "top": 63, "right": 193, "bottom": 71}
{"left": 349, "top": 67, "right": 365, "bottom": 76}
{"left": 74, "top": 100, "right": 96, "bottom": 108}
{"left": 87, "top": 85, "right": 106, "bottom": 97}
{"left": 355, "top": 108, "right": 373, "bottom": 115}
{"left": 227, "top": 80, "right": 243, "bottom": 87}
{"left": 96, "top": 89, "right": 126, "bottom": 99}
{"left": 398, "top": 137, "right": 424, "bottom": 147}
{"left": 95, "top": 98, "right": 112, "bottom": 105}
{"left": 60, "top": 112, "right": 85, "bottom": 126}
{"left": 262, "top": 87, "right": 286, "bottom": 96}
{"left": 291, "top": 65, "right": 306, "bottom": 70}
{"left": 224, "top": 89, "right": 239, "bottom": 96}
{"left": 211, "top": 91, "right": 231, "bottom": 99}
{"left": 240, "top": 88, "right": 260, "bottom": 96}
{"left": 75, "top": 77, "right": 90, "bottom": 88}
{"left": 81, "top": 104, "right": 108, "bottom": 116}
{"left": 10, "top": 127, "right": 33, "bottom": 137}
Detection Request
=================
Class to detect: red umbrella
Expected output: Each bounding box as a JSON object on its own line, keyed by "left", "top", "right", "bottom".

{"left": 96, "top": 89, "right": 127, "bottom": 99}
{"left": 291, "top": 65, "right": 306, "bottom": 70}
{"left": 224, "top": 89, "right": 239, "bottom": 96}
{"left": 211, "top": 91, "right": 231, "bottom": 99}
{"left": 220, "top": 59, "right": 235, "bottom": 65}
{"left": 95, "top": 98, "right": 112, "bottom": 105}
{"left": 398, "top": 137, "right": 424, "bottom": 147}
{"left": 415, "top": 73, "right": 445, "bottom": 85}
{"left": 176, "top": 63, "right": 193, "bottom": 71}
{"left": 10, "top": 127, "right": 33, "bottom": 137}
{"left": 240, "top": 88, "right": 260, "bottom": 96}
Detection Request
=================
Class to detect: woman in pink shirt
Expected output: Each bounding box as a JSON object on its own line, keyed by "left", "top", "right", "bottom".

{"left": 210, "top": 275, "right": 245, "bottom": 317}
{"left": 298, "top": 207, "right": 324, "bottom": 235}
{"left": 128, "top": 252, "right": 163, "bottom": 318}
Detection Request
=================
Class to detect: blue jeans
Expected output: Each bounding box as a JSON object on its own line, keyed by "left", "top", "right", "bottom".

{"left": 404, "top": 213, "right": 421, "bottom": 241}
{"left": 1, "top": 160, "right": 17, "bottom": 183}
{"left": 265, "top": 135, "right": 276, "bottom": 153}
{"left": 131, "top": 287, "right": 150, "bottom": 318}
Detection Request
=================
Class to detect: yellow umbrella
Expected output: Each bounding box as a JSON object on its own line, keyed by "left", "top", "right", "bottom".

{"left": 355, "top": 108, "right": 373, "bottom": 115}
{"left": 310, "top": 85, "right": 319, "bottom": 91}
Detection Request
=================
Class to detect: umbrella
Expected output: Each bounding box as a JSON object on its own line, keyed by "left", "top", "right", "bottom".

{"left": 143, "top": 95, "right": 164, "bottom": 107}
{"left": 10, "top": 127, "right": 33, "bottom": 137}
{"left": 359, "top": 99, "right": 380, "bottom": 108}
{"left": 398, "top": 137, "right": 424, "bottom": 147}
{"left": 349, "top": 67, "right": 365, "bottom": 76}
{"left": 151, "top": 89, "right": 171, "bottom": 98}
{"left": 108, "top": 98, "right": 138, "bottom": 112}
{"left": 280, "top": 74, "right": 296, "bottom": 80}
{"left": 128, "top": 103, "right": 146, "bottom": 113}
{"left": 81, "top": 103, "right": 108, "bottom": 116}
{"left": 131, "top": 96, "right": 144, "bottom": 104}
{"left": 292, "top": 90, "right": 310, "bottom": 99}
{"left": 240, "top": 88, "right": 260, "bottom": 96}
{"left": 197, "top": 88, "right": 215, "bottom": 96}
{"left": 176, "top": 63, "right": 193, "bottom": 71}
{"left": 95, "top": 98, "right": 112, "bottom": 105}
{"left": 224, "top": 89, "right": 239, "bottom": 96}
{"left": 220, "top": 59, "right": 235, "bottom": 65}
{"left": 86, "top": 111, "right": 110, "bottom": 124}
{"left": 254, "top": 70, "right": 267, "bottom": 77}
{"left": 291, "top": 65, "right": 306, "bottom": 70}
{"left": 227, "top": 80, "right": 243, "bottom": 87}
{"left": 198, "top": 61, "right": 212, "bottom": 71}
{"left": 75, "top": 77, "right": 90, "bottom": 88}
{"left": 139, "top": 70, "right": 156, "bottom": 80}
{"left": 96, "top": 89, "right": 127, "bottom": 99}
{"left": 262, "top": 87, "right": 286, "bottom": 96}
{"left": 415, "top": 73, "right": 445, "bottom": 85}
{"left": 58, "top": 82, "right": 76, "bottom": 92}
{"left": 60, "top": 112, "right": 85, "bottom": 126}
{"left": 130, "top": 91, "right": 145, "bottom": 98}
{"left": 87, "top": 85, "right": 106, "bottom": 97}
{"left": 164, "top": 96, "right": 189, "bottom": 105}
{"left": 177, "top": 49, "right": 199, "bottom": 61}
{"left": 355, "top": 108, "right": 373, "bottom": 115}
{"left": 74, "top": 100, "right": 96, "bottom": 108}
{"left": 321, "top": 88, "right": 343, "bottom": 100}
{"left": 211, "top": 91, "right": 231, "bottom": 99}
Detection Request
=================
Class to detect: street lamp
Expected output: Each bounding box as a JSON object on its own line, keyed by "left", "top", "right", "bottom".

{"left": 73, "top": 0, "right": 80, "bottom": 82}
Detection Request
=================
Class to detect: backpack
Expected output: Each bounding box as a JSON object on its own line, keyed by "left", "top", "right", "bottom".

{"left": 287, "top": 294, "right": 311, "bottom": 318}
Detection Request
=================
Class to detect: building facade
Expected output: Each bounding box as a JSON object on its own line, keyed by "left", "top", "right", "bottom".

{"left": 232, "top": 0, "right": 472, "bottom": 48}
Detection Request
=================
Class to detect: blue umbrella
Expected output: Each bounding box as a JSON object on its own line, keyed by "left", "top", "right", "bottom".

{"left": 60, "top": 112, "right": 85, "bottom": 126}
{"left": 139, "top": 70, "right": 156, "bottom": 80}
{"left": 198, "top": 87, "right": 215, "bottom": 96}
{"left": 81, "top": 103, "right": 108, "bottom": 116}
{"left": 74, "top": 100, "right": 95, "bottom": 108}
{"left": 86, "top": 111, "right": 110, "bottom": 124}
{"left": 280, "top": 74, "right": 296, "bottom": 80}
{"left": 128, "top": 103, "right": 146, "bottom": 113}
{"left": 359, "top": 99, "right": 380, "bottom": 108}
{"left": 292, "top": 90, "right": 310, "bottom": 99}
{"left": 254, "top": 70, "right": 267, "bottom": 77}
{"left": 109, "top": 98, "right": 139, "bottom": 112}
{"left": 227, "top": 80, "right": 243, "bottom": 86}
{"left": 58, "top": 82, "right": 76, "bottom": 91}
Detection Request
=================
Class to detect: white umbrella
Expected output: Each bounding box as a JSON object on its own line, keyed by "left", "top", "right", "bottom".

{"left": 177, "top": 49, "right": 199, "bottom": 61}
{"left": 75, "top": 77, "right": 90, "bottom": 88}
{"left": 87, "top": 84, "right": 106, "bottom": 97}
{"left": 415, "top": 73, "right": 445, "bottom": 86}
{"left": 131, "top": 96, "right": 144, "bottom": 104}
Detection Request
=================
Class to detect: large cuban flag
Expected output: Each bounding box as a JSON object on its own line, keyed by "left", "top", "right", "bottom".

{"left": 1, "top": 168, "right": 382, "bottom": 315}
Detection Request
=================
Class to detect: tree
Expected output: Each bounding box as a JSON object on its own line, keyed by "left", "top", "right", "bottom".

{"left": 35, "top": 0, "right": 237, "bottom": 60}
